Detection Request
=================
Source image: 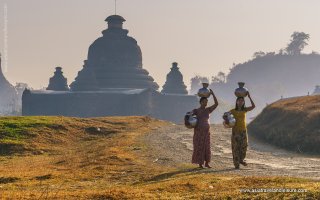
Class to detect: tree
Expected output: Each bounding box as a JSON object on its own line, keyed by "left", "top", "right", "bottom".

{"left": 285, "top": 32, "right": 310, "bottom": 55}
{"left": 190, "top": 75, "right": 209, "bottom": 94}
{"left": 279, "top": 48, "right": 286, "bottom": 55}
{"left": 211, "top": 71, "right": 226, "bottom": 83}
{"left": 253, "top": 51, "right": 266, "bottom": 59}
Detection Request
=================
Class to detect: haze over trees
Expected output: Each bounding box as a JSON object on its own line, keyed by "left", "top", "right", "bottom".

{"left": 190, "top": 32, "right": 320, "bottom": 118}
{"left": 190, "top": 76, "right": 209, "bottom": 95}
{"left": 285, "top": 32, "right": 310, "bottom": 55}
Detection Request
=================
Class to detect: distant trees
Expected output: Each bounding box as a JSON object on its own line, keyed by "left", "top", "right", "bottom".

{"left": 285, "top": 32, "right": 310, "bottom": 55}
{"left": 253, "top": 51, "right": 266, "bottom": 59}
{"left": 252, "top": 32, "right": 310, "bottom": 57}
{"left": 190, "top": 75, "right": 209, "bottom": 94}
{"left": 211, "top": 71, "right": 226, "bottom": 83}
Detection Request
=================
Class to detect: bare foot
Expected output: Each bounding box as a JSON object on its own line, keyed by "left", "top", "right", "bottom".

{"left": 240, "top": 161, "right": 247, "bottom": 166}
{"left": 199, "top": 164, "right": 204, "bottom": 169}
{"left": 205, "top": 163, "right": 212, "bottom": 168}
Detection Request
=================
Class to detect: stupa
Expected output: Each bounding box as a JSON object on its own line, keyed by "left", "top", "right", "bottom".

{"left": 22, "top": 15, "right": 197, "bottom": 123}
{"left": 0, "top": 54, "right": 18, "bottom": 114}
{"left": 47, "top": 67, "right": 69, "bottom": 91}
{"left": 70, "top": 15, "right": 158, "bottom": 91}
{"left": 161, "top": 62, "right": 188, "bottom": 94}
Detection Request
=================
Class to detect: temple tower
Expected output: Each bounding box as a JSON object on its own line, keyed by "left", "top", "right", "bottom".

{"left": 0, "top": 54, "right": 18, "bottom": 114}
{"left": 70, "top": 15, "right": 159, "bottom": 91}
{"left": 47, "top": 67, "right": 69, "bottom": 91}
{"left": 161, "top": 62, "right": 188, "bottom": 94}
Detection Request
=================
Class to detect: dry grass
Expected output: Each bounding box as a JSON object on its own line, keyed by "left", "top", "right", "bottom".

{"left": 248, "top": 95, "right": 320, "bottom": 153}
{"left": 269, "top": 95, "right": 320, "bottom": 113}
{"left": 0, "top": 116, "right": 319, "bottom": 199}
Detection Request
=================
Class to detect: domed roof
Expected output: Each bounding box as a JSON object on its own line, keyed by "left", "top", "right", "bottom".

{"left": 70, "top": 15, "right": 159, "bottom": 91}
{"left": 105, "top": 15, "right": 126, "bottom": 22}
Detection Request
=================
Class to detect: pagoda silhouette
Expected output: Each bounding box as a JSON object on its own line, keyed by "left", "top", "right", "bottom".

{"left": 22, "top": 14, "right": 197, "bottom": 123}
{"left": 0, "top": 54, "right": 18, "bottom": 114}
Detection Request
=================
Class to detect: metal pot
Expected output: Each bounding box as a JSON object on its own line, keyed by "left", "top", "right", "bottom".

{"left": 234, "top": 82, "right": 248, "bottom": 97}
{"left": 197, "top": 83, "right": 211, "bottom": 98}
{"left": 184, "top": 112, "right": 197, "bottom": 129}
{"left": 222, "top": 112, "right": 236, "bottom": 128}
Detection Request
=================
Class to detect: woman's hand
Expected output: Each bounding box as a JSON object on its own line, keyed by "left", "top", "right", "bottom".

{"left": 209, "top": 89, "right": 214, "bottom": 95}
{"left": 246, "top": 91, "right": 255, "bottom": 111}
{"left": 208, "top": 89, "right": 218, "bottom": 113}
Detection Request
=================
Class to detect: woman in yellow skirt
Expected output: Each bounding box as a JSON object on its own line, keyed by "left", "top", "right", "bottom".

{"left": 229, "top": 92, "right": 255, "bottom": 169}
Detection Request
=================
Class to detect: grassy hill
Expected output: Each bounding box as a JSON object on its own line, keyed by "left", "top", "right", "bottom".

{"left": 0, "top": 116, "right": 319, "bottom": 199}
{"left": 248, "top": 95, "right": 320, "bottom": 154}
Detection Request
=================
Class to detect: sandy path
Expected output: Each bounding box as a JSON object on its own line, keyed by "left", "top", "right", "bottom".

{"left": 144, "top": 124, "right": 320, "bottom": 180}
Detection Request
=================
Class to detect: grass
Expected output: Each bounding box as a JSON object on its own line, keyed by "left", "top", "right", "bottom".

{"left": 0, "top": 116, "right": 56, "bottom": 141}
{"left": 0, "top": 116, "right": 319, "bottom": 199}
{"left": 248, "top": 95, "right": 320, "bottom": 154}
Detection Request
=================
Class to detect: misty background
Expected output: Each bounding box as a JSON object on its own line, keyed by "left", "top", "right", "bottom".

{"left": 0, "top": 0, "right": 320, "bottom": 120}
{"left": 0, "top": 0, "right": 320, "bottom": 90}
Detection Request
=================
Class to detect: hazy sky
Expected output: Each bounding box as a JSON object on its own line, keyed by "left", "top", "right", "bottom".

{"left": 0, "top": 0, "right": 320, "bottom": 89}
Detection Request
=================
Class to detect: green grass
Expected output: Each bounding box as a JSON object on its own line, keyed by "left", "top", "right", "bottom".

{"left": 0, "top": 116, "right": 58, "bottom": 143}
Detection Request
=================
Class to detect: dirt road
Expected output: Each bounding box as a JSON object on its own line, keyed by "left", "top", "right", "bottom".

{"left": 144, "top": 124, "right": 320, "bottom": 180}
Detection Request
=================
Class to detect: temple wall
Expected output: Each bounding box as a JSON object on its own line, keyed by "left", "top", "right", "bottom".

{"left": 22, "top": 90, "right": 198, "bottom": 123}
{"left": 22, "top": 91, "right": 151, "bottom": 117}
{"left": 151, "top": 93, "right": 198, "bottom": 123}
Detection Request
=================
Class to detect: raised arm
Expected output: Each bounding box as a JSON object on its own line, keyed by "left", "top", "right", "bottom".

{"left": 208, "top": 89, "right": 219, "bottom": 113}
{"left": 245, "top": 92, "right": 255, "bottom": 112}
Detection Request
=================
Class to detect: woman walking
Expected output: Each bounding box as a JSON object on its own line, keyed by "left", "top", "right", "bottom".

{"left": 191, "top": 89, "right": 218, "bottom": 168}
{"left": 230, "top": 92, "right": 255, "bottom": 169}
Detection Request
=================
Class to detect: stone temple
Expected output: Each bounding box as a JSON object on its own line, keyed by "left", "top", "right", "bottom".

{"left": 161, "top": 62, "right": 188, "bottom": 95}
{"left": 0, "top": 54, "right": 18, "bottom": 114}
{"left": 47, "top": 67, "right": 69, "bottom": 91}
{"left": 70, "top": 15, "right": 158, "bottom": 91}
{"left": 22, "top": 15, "right": 197, "bottom": 123}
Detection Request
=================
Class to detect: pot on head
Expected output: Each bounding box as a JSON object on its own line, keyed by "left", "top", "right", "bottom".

{"left": 234, "top": 82, "right": 248, "bottom": 97}
{"left": 198, "top": 83, "right": 211, "bottom": 98}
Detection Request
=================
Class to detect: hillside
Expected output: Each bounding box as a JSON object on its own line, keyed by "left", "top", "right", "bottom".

{"left": 211, "top": 54, "right": 320, "bottom": 118}
{"left": 248, "top": 95, "right": 320, "bottom": 154}
{"left": 0, "top": 116, "right": 319, "bottom": 199}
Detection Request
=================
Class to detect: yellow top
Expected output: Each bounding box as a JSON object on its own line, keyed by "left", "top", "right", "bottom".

{"left": 230, "top": 109, "right": 247, "bottom": 132}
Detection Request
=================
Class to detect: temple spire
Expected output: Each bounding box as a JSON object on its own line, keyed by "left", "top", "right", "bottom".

{"left": 47, "top": 67, "right": 69, "bottom": 91}
{"left": 161, "top": 62, "right": 188, "bottom": 94}
{"left": 0, "top": 53, "right": 5, "bottom": 77}
{"left": 105, "top": 15, "right": 125, "bottom": 29}
{"left": 0, "top": 52, "right": 18, "bottom": 114}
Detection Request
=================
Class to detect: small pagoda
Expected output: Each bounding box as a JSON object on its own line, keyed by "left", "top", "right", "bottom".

{"left": 161, "top": 62, "right": 188, "bottom": 94}
{"left": 47, "top": 67, "right": 69, "bottom": 91}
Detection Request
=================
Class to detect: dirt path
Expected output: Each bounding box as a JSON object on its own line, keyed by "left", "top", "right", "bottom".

{"left": 144, "top": 124, "right": 320, "bottom": 180}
